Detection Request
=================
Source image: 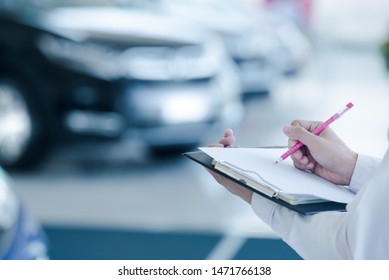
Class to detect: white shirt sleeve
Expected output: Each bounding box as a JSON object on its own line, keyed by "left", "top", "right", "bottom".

{"left": 251, "top": 150, "right": 389, "bottom": 259}
{"left": 349, "top": 154, "right": 381, "bottom": 193}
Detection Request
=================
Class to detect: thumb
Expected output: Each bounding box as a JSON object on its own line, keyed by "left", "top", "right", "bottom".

{"left": 219, "top": 128, "right": 235, "bottom": 147}
{"left": 224, "top": 128, "right": 233, "bottom": 138}
{"left": 283, "top": 125, "right": 318, "bottom": 147}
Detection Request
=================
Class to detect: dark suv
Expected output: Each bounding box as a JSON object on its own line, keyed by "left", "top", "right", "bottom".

{"left": 0, "top": 4, "right": 243, "bottom": 169}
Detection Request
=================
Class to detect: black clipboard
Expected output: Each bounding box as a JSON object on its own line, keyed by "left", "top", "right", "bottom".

{"left": 184, "top": 150, "right": 348, "bottom": 215}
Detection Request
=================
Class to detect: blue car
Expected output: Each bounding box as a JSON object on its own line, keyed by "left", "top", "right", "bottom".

{"left": 0, "top": 168, "right": 48, "bottom": 259}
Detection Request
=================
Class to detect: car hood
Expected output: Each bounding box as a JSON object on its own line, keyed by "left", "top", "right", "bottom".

{"left": 161, "top": 6, "right": 250, "bottom": 36}
{"left": 158, "top": 0, "right": 266, "bottom": 37}
{"left": 40, "top": 7, "right": 212, "bottom": 46}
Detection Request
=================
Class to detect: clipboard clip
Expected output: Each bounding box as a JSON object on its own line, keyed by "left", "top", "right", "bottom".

{"left": 217, "top": 160, "right": 283, "bottom": 198}
{"left": 271, "top": 190, "right": 281, "bottom": 199}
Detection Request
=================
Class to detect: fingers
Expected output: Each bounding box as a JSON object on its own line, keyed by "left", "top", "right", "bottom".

{"left": 207, "top": 128, "right": 236, "bottom": 148}
{"left": 283, "top": 122, "right": 319, "bottom": 170}
{"left": 283, "top": 124, "right": 315, "bottom": 144}
{"left": 224, "top": 128, "right": 234, "bottom": 138}
{"left": 208, "top": 143, "right": 224, "bottom": 147}
{"left": 292, "top": 152, "right": 315, "bottom": 171}
{"left": 219, "top": 128, "right": 235, "bottom": 147}
{"left": 290, "top": 120, "right": 323, "bottom": 133}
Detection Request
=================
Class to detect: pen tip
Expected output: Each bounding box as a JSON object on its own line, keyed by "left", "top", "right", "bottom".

{"left": 274, "top": 157, "right": 283, "bottom": 165}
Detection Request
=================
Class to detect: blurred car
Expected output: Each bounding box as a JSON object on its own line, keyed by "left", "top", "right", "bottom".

{"left": 0, "top": 167, "right": 48, "bottom": 259}
{"left": 0, "top": 3, "right": 244, "bottom": 169}
{"left": 262, "top": 0, "right": 313, "bottom": 31}
{"left": 157, "top": 0, "right": 311, "bottom": 94}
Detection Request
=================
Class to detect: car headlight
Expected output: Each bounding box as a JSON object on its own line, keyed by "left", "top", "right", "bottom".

{"left": 160, "top": 94, "right": 214, "bottom": 124}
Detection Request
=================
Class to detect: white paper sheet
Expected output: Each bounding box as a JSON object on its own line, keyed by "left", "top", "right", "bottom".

{"left": 200, "top": 147, "right": 355, "bottom": 204}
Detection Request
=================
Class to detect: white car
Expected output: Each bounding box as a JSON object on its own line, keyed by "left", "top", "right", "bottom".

{"left": 158, "top": 0, "right": 311, "bottom": 94}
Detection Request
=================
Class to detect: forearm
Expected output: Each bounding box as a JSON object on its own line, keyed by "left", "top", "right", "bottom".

{"left": 251, "top": 193, "right": 352, "bottom": 259}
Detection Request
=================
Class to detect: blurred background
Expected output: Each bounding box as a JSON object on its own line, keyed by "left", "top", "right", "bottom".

{"left": 1, "top": 0, "right": 389, "bottom": 260}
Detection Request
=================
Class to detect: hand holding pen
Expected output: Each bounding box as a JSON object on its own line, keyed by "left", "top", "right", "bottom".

{"left": 276, "top": 102, "right": 353, "bottom": 164}
{"left": 277, "top": 102, "right": 357, "bottom": 186}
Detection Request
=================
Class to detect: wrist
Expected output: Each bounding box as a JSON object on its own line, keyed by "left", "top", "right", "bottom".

{"left": 344, "top": 150, "right": 358, "bottom": 185}
{"left": 241, "top": 190, "right": 254, "bottom": 204}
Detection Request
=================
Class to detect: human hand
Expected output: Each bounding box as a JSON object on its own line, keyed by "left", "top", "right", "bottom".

{"left": 207, "top": 128, "right": 253, "bottom": 204}
{"left": 283, "top": 120, "right": 357, "bottom": 185}
{"left": 208, "top": 128, "right": 236, "bottom": 148}
{"left": 208, "top": 170, "right": 254, "bottom": 204}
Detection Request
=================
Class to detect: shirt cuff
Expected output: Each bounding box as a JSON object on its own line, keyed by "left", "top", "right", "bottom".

{"left": 251, "top": 193, "right": 279, "bottom": 227}
{"left": 349, "top": 153, "right": 381, "bottom": 193}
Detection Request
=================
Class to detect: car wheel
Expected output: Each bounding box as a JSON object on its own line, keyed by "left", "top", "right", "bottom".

{"left": 0, "top": 76, "right": 51, "bottom": 169}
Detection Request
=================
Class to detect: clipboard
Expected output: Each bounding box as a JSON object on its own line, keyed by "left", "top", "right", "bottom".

{"left": 184, "top": 150, "right": 349, "bottom": 215}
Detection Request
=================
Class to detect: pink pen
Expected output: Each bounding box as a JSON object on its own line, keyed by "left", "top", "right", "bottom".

{"left": 275, "top": 102, "right": 354, "bottom": 164}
